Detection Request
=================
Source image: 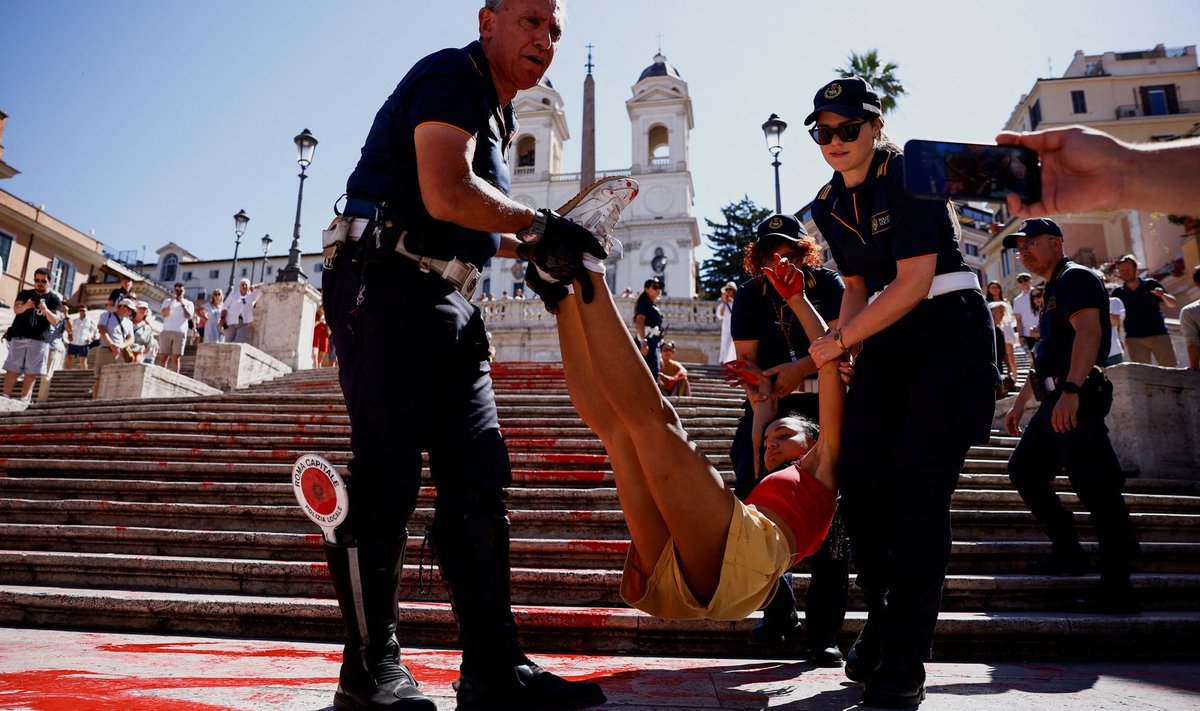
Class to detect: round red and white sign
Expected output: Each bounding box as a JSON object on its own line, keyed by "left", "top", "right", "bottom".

{"left": 292, "top": 454, "right": 348, "bottom": 531}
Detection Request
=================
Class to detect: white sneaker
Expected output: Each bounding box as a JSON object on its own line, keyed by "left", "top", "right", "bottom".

{"left": 556, "top": 177, "right": 639, "bottom": 245}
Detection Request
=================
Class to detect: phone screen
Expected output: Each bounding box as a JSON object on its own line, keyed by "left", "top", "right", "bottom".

{"left": 903, "top": 139, "right": 1040, "bottom": 204}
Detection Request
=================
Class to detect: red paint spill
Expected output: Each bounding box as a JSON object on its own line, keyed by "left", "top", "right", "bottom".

{"left": 0, "top": 668, "right": 333, "bottom": 711}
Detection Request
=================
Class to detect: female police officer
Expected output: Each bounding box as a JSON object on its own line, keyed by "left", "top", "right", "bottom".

{"left": 803, "top": 77, "right": 998, "bottom": 708}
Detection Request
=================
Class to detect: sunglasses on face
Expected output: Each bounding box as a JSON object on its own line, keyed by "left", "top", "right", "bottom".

{"left": 808, "top": 119, "right": 869, "bottom": 146}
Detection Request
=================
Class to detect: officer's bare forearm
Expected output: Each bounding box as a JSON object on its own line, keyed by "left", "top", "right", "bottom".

{"left": 837, "top": 277, "right": 868, "bottom": 331}
{"left": 415, "top": 123, "right": 536, "bottom": 234}
{"left": 840, "top": 255, "right": 934, "bottom": 347}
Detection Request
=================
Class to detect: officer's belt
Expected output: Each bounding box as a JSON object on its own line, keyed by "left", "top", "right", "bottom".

{"left": 866, "top": 271, "right": 981, "bottom": 306}
{"left": 345, "top": 217, "right": 481, "bottom": 298}
{"left": 1032, "top": 366, "right": 1105, "bottom": 400}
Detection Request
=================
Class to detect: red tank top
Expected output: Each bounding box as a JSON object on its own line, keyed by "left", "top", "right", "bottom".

{"left": 744, "top": 463, "right": 836, "bottom": 565}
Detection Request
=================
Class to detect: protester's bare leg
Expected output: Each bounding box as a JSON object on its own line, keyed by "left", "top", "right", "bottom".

{"left": 557, "top": 273, "right": 735, "bottom": 600}
{"left": 555, "top": 292, "right": 670, "bottom": 579}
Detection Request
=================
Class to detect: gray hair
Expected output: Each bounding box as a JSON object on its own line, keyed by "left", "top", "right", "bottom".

{"left": 484, "top": 0, "right": 505, "bottom": 10}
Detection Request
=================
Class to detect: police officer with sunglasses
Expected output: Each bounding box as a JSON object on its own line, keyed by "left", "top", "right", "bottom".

{"left": 804, "top": 77, "right": 999, "bottom": 708}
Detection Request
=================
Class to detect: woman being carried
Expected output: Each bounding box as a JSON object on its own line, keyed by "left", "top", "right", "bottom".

{"left": 546, "top": 256, "right": 844, "bottom": 620}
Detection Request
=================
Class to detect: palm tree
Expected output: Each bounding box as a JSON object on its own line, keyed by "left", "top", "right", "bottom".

{"left": 836, "top": 49, "right": 906, "bottom": 115}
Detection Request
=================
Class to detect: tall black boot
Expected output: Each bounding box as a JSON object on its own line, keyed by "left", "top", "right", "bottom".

{"left": 324, "top": 534, "right": 436, "bottom": 711}
{"left": 845, "top": 587, "right": 886, "bottom": 683}
{"left": 430, "top": 510, "right": 606, "bottom": 711}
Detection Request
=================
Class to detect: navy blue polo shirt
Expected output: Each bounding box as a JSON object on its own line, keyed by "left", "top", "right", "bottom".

{"left": 810, "top": 148, "right": 970, "bottom": 296}
{"left": 730, "top": 268, "right": 845, "bottom": 369}
{"left": 346, "top": 41, "right": 516, "bottom": 268}
{"left": 1034, "top": 258, "right": 1111, "bottom": 378}
{"left": 1111, "top": 277, "right": 1169, "bottom": 338}
{"left": 635, "top": 293, "right": 663, "bottom": 337}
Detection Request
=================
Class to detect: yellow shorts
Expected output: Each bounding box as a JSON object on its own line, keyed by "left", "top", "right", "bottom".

{"left": 620, "top": 499, "right": 793, "bottom": 621}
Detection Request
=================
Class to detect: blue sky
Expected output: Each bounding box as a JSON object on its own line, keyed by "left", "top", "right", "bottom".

{"left": 2, "top": 0, "right": 1198, "bottom": 265}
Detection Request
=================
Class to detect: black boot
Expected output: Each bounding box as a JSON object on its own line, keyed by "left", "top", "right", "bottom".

{"left": 862, "top": 656, "right": 926, "bottom": 708}
{"left": 845, "top": 589, "right": 885, "bottom": 683}
{"left": 431, "top": 509, "right": 605, "bottom": 711}
{"left": 748, "top": 573, "right": 801, "bottom": 645}
{"left": 325, "top": 534, "right": 436, "bottom": 711}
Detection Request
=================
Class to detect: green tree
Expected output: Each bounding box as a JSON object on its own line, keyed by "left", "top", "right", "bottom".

{"left": 698, "top": 196, "right": 770, "bottom": 298}
{"left": 836, "top": 49, "right": 906, "bottom": 115}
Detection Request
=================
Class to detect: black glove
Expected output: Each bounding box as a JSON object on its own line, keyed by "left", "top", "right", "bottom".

{"left": 522, "top": 259, "right": 569, "bottom": 314}
{"left": 532, "top": 211, "right": 607, "bottom": 282}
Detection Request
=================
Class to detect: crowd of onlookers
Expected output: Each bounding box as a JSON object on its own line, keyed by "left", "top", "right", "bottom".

{"left": 0, "top": 272, "right": 343, "bottom": 403}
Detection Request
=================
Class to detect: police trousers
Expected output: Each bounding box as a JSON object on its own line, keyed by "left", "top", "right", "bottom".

{"left": 1007, "top": 378, "right": 1139, "bottom": 581}
{"left": 836, "top": 290, "right": 998, "bottom": 662}
{"left": 323, "top": 240, "right": 512, "bottom": 541}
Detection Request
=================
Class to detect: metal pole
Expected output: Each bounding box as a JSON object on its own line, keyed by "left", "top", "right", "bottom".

{"left": 277, "top": 166, "right": 308, "bottom": 282}
{"left": 772, "top": 157, "right": 782, "bottom": 214}
{"left": 227, "top": 235, "right": 242, "bottom": 296}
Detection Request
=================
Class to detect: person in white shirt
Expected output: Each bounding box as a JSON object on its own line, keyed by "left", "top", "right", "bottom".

{"left": 66, "top": 305, "right": 98, "bottom": 370}
{"left": 157, "top": 282, "right": 195, "bottom": 372}
{"left": 1011, "top": 272, "right": 1037, "bottom": 353}
{"left": 1106, "top": 295, "right": 1126, "bottom": 366}
{"left": 221, "top": 279, "right": 261, "bottom": 344}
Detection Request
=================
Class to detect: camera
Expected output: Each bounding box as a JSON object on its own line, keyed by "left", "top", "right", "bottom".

{"left": 904, "top": 139, "right": 1041, "bottom": 204}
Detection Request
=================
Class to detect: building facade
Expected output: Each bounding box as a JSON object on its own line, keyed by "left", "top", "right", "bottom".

{"left": 997, "top": 43, "right": 1200, "bottom": 309}
{"left": 0, "top": 111, "right": 110, "bottom": 310}
{"left": 138, "top": 241, "right": 324, "bottom": 304}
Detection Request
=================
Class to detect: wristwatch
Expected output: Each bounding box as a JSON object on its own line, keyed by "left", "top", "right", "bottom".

{"left": 517, "top": 209, "right": 548, "bottom": 243}
{"left": 1060, "top": 380, "right": 1081, "bottom": 394}
{"left": 831, "top": 328, "right": 849, "bottom": 353}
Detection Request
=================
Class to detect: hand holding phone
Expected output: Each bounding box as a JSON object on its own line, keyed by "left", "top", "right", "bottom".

{"left": 904, "top": 139, "right": 1041, "bottom": 204}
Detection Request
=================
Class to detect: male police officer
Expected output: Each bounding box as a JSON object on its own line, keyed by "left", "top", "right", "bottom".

{"left": 321, "top": 2, "right": 606, "bottom": 710}
{"left": 1003, "top": 218, "right": 1140, "bottom": 613}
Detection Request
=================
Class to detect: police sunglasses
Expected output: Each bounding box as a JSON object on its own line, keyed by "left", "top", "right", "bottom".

{"left": 808, "top": 119, "right": 869, "bottom": 146}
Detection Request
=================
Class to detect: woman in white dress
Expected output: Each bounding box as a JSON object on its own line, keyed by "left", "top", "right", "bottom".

{"left": 717, "top": 281, "right": 737, "bottom": 363}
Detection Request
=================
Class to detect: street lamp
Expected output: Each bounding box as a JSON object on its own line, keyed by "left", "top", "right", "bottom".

{"left": 228, "top": 209, "right": 249, "bottom": 295}
{"left": 259, "top": 234, "right": 273, "bottom": 283}
{"left": 277, "top": 128, "right": 317, "bottom": 283}
{"left": 762, "top": 113, "right": 787, "bottom": 214}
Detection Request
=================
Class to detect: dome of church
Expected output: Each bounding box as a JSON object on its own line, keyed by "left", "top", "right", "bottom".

{"left": 637, "top": 53, "right": 681, "bottom": 82}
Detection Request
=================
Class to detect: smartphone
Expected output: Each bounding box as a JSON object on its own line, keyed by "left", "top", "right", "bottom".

{"left": 903, "top": 139, "right": 1041, "bottom": 204}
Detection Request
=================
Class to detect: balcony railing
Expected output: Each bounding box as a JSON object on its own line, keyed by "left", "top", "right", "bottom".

{"left": 477, "top": 296, "right": 721, "bottom": 333}
{"left": 1115, "top": 100, "right": 1200, "bottom": 120}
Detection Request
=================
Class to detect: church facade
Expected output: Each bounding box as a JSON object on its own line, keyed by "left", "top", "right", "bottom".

{"left": 481, "top": 52, "right": 702, "bottom": 301}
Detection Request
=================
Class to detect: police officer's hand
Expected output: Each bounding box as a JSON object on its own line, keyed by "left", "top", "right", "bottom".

{"left": 1003, "top": 404, "right": 1024, "bottom": 436}
{"left": 546, "top": 210, "right": 609, "bottom": 261}
{"left": 529, "top": 211, "right": 608, "bottom": 304}
{"left": 523, "top": 261, "right": 569, "bottom": 315}
{"left": 1051, "top": 392, "right": 1080, "bottom": 433}
{"left": 762, "top": 359, "right": 811, "bottom": 398}
{"left": 809, "top": 333, "right": 845, "bottom": 369}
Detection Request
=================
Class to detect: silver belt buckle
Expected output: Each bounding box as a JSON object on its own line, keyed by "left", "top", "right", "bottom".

{"left": 1044, "top": 377, "right": 1056, "bottom": 393}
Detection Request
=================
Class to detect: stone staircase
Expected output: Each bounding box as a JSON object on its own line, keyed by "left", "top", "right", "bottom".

{"left": 0, "top": 362, "right": 1197, "bottom": 662}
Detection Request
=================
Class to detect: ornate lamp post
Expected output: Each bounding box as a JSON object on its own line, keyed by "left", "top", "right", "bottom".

{"left": 228, "top": 209, "right": 249, "bottom": 295}
{"left": 276, "top": 128, "right": 317, "bottom": 283}
{"left": 259, "top": 234, "right": 273, "bottom": 282}
{"left": 762, "top": 113, "right": 787, "bottom": 214}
